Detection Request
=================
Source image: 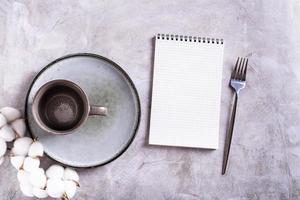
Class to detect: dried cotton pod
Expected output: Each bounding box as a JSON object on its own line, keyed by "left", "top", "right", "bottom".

{"left": 10, "top": 155, "right": 25, "bottom": 170}
{"left": 0, "top": 113, "right": 7, "bottom": 128}
{"left": 12, "top": 137, "right": 33, "bottom": 156}
{"left": 23, "top": 157, "right": 40, "bottom": 172}
{"left": 1, "top": 106, "right": 54, "bottom": 199}
{"left": 64, "top": 180, "right": 77, "bottom": 199}
{"left": 0, "top": 125, "right": 16, "bottom": 142}
{"left": 33, "top": 187, "right": 48, "bottom": 199}
{"left": 0, "top": 107, "right": 21, "bottom": 122}
{"left": 46, "top": 178, "right": 65, "bottom": 198}
{"left": 29, "top": 168, "right": 47, "bottom": 188}
{"left": 46, "top": 164, "right": 64, "bottom": 179}
{"left": 0, "top": 106, "right": 80, "bottom": 199}
{"left": 10, "top": 119, "right": 26, "bottom": 138}
{"left": 0, "top": 137, "right": 7, "bottom": 157}
{"left": 20, "top": 182, "right": 34, "bottom": 197}
{"left": 28, "top": 140, "right": 44, "bottom": 157}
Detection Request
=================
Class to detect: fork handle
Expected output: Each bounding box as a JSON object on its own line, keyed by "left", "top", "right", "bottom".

{"left": 222, "top": 92, "right": 238, "bottom": 175}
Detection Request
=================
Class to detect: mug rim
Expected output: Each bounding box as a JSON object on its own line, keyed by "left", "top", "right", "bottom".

{"left": 31, "top": 79, "right": 90, "bottom": 135}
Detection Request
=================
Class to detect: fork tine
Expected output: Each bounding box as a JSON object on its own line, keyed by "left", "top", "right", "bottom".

{"left": 232, "top": 57, "right": 240, "bottom": 79}
{"left": 240, "top": 58, "right": 246, "bottom": 80}
{"left": 237, "top": 57, "right": 244, "bottom": 80}
{"left": 243, "top": 58, "right": 248, "bottom": 80}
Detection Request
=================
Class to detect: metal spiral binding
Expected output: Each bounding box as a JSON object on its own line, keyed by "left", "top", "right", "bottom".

{"left": 156, "top": 34, "right": 224, "bottom": 44}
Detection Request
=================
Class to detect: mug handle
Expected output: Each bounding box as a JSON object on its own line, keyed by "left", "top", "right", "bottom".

{"left": 89, "top": 106, "right": 108, "bottom": 116}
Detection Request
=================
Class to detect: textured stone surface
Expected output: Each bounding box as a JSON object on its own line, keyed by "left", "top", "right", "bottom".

{"left": 0, "top": 0, "right": 300, "bottom": 199}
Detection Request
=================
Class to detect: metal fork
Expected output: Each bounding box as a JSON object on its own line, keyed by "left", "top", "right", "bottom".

{"left": 222, "top": 57, "right": 248, "bottom": 175}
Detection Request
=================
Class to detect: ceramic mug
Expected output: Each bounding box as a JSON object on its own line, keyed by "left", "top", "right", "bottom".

{"left": 32, "top": 79, "right": 107, "bottom": 135}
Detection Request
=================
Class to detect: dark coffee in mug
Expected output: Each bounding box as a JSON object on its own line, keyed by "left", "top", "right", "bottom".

{"left": 32, "top": 80, "right": 107, "bottom": 135}
{"left": 38, "top": 84, "right": 85, "bottom": 131}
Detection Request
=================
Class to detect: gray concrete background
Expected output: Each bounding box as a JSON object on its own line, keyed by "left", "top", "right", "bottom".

{"left": 0, "top": 0, "right": 300, "bottom": 199}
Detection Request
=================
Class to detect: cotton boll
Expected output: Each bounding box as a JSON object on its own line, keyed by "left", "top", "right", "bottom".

{"left": 0, "top": 156, "right": 4, "bottom": 165}
{"left": 0, "top": 125, "right": 16, "bottom": 142}
{"left": 0, "top": 113, "right": 7, "bottom": 128}
{"left": 64, "top": 180, "right": 77, "bottom": 199}
{"left": 33, "top": 187, "right": 48, "bottom": 198}
{"left": 46, "top": 164, "right": 64, "bottom": 179}
{"left": 0, "top": 107, "right": 21, "bottom": 122}
{"left": 10, "top": 119, "right": 26, "bottom": 138}
{"left": 20, "top": 182, "right": 34, "bottom": 197}
{"left": 10, "top": 155, "right": 25, "bottom": 170}
{"left": 28, "top": 141, "right": 44, "bottom": 157}
{"left": 12, "top": 137, "right": 33, "bottom": 156}
{"left": 17, "top": 170, "right": 31, "bottom": 184}
{"left": 30, "top": 168, "right": 47, "bottom": 189}
{"left": 46, "top": 178, "right": 65, "bottom": 198}
{"left": 63, "top": 167, "right": 79, "bottom": 184}
{"left": 0, "top": 138, "right": 6, "bottom": 157}
{"left": 23, "top": 157, "right": 40, "bottom": 172}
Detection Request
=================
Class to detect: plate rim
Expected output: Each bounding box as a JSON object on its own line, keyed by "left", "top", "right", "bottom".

{"left": 24, "top": 52, "right": 141, "bottom": 168}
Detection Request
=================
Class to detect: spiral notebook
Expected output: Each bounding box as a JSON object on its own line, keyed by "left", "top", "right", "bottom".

{"left": 149, "top": 34, "right": 224, "bottom": 149}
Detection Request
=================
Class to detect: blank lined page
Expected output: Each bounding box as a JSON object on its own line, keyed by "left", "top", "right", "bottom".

{"left": 149, "top": 34, "right": 224, "bottom": 149}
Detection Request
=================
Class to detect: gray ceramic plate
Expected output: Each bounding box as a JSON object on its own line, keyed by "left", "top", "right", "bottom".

{"left": 25, "top": 53, "right": 140, "bottom": 168}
